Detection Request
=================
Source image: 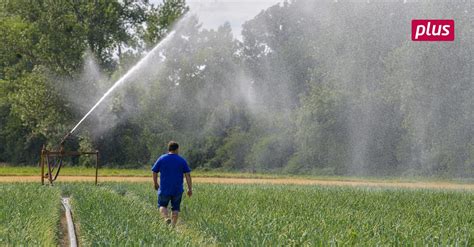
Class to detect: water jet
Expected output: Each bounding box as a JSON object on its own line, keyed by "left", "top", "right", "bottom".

{"left": 39, "top": 21, "right": 181, "bottom": 185}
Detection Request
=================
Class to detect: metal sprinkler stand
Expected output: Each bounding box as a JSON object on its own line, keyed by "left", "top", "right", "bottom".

{"left": 40, "top": 134, "right": 99, "bottom": 185}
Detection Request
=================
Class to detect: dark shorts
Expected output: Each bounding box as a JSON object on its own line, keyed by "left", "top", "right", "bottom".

{"left": 158, "top": 194, "right": 183, "bottom": 211}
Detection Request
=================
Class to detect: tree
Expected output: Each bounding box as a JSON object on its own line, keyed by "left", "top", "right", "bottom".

{"left": 0, "top": 0, "right": 185, "bottom": 164}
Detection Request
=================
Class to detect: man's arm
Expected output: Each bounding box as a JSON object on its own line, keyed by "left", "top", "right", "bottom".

{"left": 185, "top": 172, "right": 192, "bottom": 197}
{"left": 153, "top": 172, "right": 159, "bottom": 190}
{"left": 151, "top": 157, "right": 161, "bottom": 191}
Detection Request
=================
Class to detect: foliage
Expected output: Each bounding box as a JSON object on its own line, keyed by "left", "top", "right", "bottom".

{"left": 185, "top": 184, "right": 473, "bottom": 245}
{"left": 68, "top": 183, "right": 193, "bottom": 245}
{"left": 78, "top": 135, "right": 95, "bottom": 167}
{"left": 0, "top": 182, "right": 472, "bottom": 245}
{"left": 104, "top": 182, "right": 474, "bottom": 246}
{"left": 0, "top": 0, "right": 185, "bottom": 165}
{"left": 144, "top": 0, "right": 189, "bottom": 49}
{"left": 0, "top": 184, "right": 60, "bottom": 246}
{"left": 0, "top": 0, "right": 472, "bottom": 178}
{"left": 246, "top": 132, "right": 294, "bottom": 172}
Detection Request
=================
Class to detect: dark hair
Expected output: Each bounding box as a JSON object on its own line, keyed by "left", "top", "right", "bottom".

{"left": 168, "top": 141, "right": 179, "bottom": 152}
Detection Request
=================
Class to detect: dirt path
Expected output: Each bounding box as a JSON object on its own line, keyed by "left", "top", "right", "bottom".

{"left": 58, "top": 206, "right": 70, "bottom": 247}
{"left": 0, "top": 175, "right": 472, "bottom": 190}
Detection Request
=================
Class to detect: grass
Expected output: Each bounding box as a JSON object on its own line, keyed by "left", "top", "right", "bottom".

{"left": 63, "top": 183, "right": 196, "bottom": 246}
{"left": 182, "top": 185, "right": 473, "bottom": 245}
{"left": 0, "top": 165, "right": 149, "bottom": 177}
{"left": 99, "top": 182, "right": 474, "bottom": 246}
{"left": 0, "top": 182, "right": 472, "bottom": 246}
{"left": 0, "top": 183, "right": 61, "bottom": 246}
{"left": 1, "top": 164, "right": 472, "bottom": 184}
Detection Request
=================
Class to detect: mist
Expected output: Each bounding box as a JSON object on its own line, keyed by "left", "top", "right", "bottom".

{"left": 57, "top": 0, "right": 473, "bottom": 177}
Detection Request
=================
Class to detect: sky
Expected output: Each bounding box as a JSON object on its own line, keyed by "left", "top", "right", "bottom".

{"left": 151, "top": 0, "right": 281, "bottom": 39}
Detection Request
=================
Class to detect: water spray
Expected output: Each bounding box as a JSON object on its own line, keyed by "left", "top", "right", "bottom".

{"left": 65, "top": 30, "right": 176, "bottom": 138}
{"left": 41, "top": 29, "right": 179, "bottom": 185}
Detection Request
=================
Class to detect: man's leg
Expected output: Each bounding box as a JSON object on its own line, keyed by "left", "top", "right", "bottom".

{"left": 171, "top": 211, "right": 179, "bottom": 226}
{"left": 170, "top": 194, "right": 183, "bottom": 226}
{"left": 160, "top": 206, "right": 169, "bottom": 219}
{"left": 158, "top": 195, "right": 171, "bottom": 224}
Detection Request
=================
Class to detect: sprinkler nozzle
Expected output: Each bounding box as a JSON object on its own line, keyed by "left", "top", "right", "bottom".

{"left": 60, "top": 132, "right": 72, "bottom": 146}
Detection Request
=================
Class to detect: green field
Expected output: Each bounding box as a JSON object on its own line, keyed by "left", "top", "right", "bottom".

{"left": 2, "top": 165, "right": 472, "bottom": 184}
{"left": 0, "top": 182, "right": 472, "bottom": 246}
{"left": 0, "top": 184, "right": 61, "bottom": 246}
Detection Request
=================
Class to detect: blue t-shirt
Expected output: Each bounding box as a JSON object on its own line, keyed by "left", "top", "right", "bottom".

{"left": 151, "top": 153, "right": 191, "bottom": 196}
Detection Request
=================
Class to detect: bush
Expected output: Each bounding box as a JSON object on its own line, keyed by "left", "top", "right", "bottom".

{"left": 211, "top": 128, "right": 253, "bottom": 170}
{"left": 246, "top": 133, "right": 294, "bottom": 172}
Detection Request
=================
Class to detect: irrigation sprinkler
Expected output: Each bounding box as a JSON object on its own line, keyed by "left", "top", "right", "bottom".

{"left": 38, "top": 29, "right": 179, "bottom": 186}
{"left": 37, "top": 19, "right": 181, "bottom": 186}
{"left": 40, "top": 133, "right": 99, "bottom": 185}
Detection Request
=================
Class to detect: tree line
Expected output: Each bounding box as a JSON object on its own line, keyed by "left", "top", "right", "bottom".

{"left": 1, "top": 0, "right": 472, "bottom": 177}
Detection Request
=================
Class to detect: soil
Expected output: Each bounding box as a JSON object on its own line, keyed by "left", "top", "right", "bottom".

{"left": 59, "top": 207, "right": 69, "bottom": 247}
{"left": 0, "top": 175, "right": 472, "bottom": 190}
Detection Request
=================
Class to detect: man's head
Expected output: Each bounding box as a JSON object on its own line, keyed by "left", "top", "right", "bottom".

{"left": 168, "top": 141, "right": 179, "bottom": 153}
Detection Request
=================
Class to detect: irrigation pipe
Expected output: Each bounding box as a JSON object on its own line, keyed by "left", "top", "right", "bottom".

{"left": 61, "top": 197, "right": 78, "bottom": 247}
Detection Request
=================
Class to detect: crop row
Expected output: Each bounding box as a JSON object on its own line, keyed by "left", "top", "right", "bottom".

{"left": 0, "top": 182, "right": 472, "bottom": 246}
{"left": 0, "top": 183, "right": 61, "bottom": 246}
{"left": 105, "top": 183, "right": 473, "bottom": 246}
{"left": 64, "top": 183, "right": 194, "bottom": 246}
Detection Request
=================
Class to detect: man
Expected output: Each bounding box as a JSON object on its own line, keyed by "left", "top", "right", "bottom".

{"left": 152, "top": 141, "right": 192, "bottom": 226}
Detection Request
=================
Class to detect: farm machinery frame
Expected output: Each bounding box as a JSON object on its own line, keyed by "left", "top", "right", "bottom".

{"left": 40, "top": 142, "right": 99, "bottom": 185}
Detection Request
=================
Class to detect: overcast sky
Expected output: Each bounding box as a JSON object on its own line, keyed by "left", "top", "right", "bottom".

{"left": 151, "top": 0, "right": 281, "bottom": 39}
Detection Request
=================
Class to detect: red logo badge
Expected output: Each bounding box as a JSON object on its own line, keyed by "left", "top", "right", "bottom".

{"left": 412, "top": 19, "right": 455, "bottom": 41}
